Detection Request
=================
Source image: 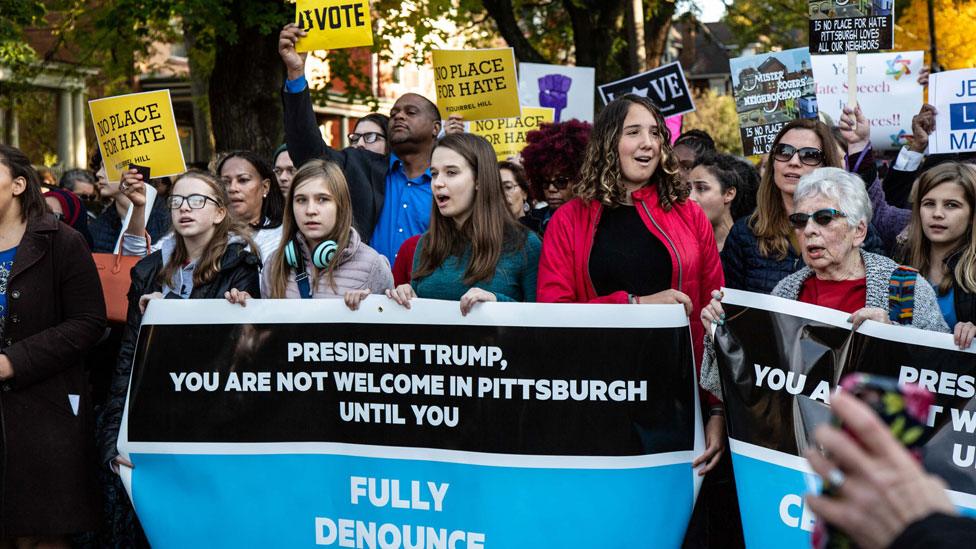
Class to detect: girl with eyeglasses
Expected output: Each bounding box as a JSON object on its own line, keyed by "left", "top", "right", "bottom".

{"left": 224, "top": 159, "right": 393, "bottom": 307}
{"left": 721, "top": 116, "right": 891, "bottom": 294}
{"left": 100, "top": 169, "right": 261, "bottom": 472}
{"left": 348, "top": 113, "right": 390, "bottom": 156}
{"left": 901, "top": 162, "right": 976, "bottom": 349}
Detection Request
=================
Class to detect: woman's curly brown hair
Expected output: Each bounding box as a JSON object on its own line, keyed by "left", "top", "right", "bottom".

{"left": 575, "top": 94, "right": 685, "bottom": 210}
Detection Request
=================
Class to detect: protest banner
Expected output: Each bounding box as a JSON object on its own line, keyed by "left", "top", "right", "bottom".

{"left": 518, "top": 63, "right": 595, "bottom": 123}
{"left": 812, "top": 51, "right": 923, "bottom": 150}
{"left": 295, "top": 0, "right": 374, "bottom": 52}
{"left": 730, "top": 48, "right": 819, "bottom": 156}
{"left": 469, "top": 107, "right": 554, "bottom": 160}
{"left": 808, "top": 0, "right": 894, "bottom": 54}
{"left": 88, "top": 90, "right": 185, "bottom": 182}
{"left": 928, "top": 68, "right": 976, "bottom": 154}
{"left": 713, "top": 289, "right": 976, "bottom": 549}
{"left": 597, "top": 61, "right": 695, "bottom": 117}
{"left": 119, "top": 298, "right": 702, "bottom": 547}
{"left": 432, "top": 48, "right": 520, "bottom": 121}
{"left": 665, "top": 115, "right": 683, "bottom": 145}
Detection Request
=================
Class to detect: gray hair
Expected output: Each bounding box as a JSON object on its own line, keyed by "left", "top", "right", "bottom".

{"left": 793, "top": 167, "right": 873, "bottom": 227}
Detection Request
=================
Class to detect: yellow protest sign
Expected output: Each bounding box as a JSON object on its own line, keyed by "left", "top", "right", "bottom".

{"left": 470, "top": 106, "right": 554, "bottom": 160}
{"left": 295, "top": 0, "right": 373, "bottom": 52}
{"left": 88, "top": 90, "right": 186, "bottom": 182}
{"left": 432, "top": 48, "right": 520, "bottom": 121}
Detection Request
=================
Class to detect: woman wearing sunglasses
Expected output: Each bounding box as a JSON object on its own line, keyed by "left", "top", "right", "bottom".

{"left": 101, "top": 169, "right": 261, "bottom": 471}
{"left": 701, "top": 168, "right": 948, "bottom": 394}
{"left": 721, "top": 117, "right": 889, "bottom": 294}
{"left": 901, "top": 162, "right": 976, "bottom": 349}
{"left": 348, "top": 113, "right": 390, "bottom": 156}
{"left": 519, "top": 120, "right": 591, "bottom": 235}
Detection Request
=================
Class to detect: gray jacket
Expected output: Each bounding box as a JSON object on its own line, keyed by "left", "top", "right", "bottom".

{"left": 701, "top": 250, "right": 949, "bottom": 398}
{"left": 261, "top": 227, "right": 393, "bottom": 298}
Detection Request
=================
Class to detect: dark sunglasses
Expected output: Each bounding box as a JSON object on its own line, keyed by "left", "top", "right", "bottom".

{"left": 772, "top": 143, "right": 824, "bottom": 166}
{"left": 168, "top": 194, "right": 219, "bottom": 210}
{"left": 788, "top": 208, "right": 847, "bottom": 230}
{"left": 545, "top": 176, "right": 573, "bottom": 190}
{"left": 348, "top": 132, "right": 385, "bottom": 145}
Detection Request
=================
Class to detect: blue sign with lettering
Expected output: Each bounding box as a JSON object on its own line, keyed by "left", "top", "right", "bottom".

{"left": 949, "top": 102, "right": 976, "bottom": 131}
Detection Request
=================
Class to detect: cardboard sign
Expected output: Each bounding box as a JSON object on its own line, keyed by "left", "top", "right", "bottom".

{"left": 929, "top": 68, "right": 976, "bottom": 154}
{"left": 812, "top": 51, "right": 924, "bottom": 150}
{"left": 88, "top": 90, "right": 186, "bottom": 182}
{"left": 432, "top": 48, "right": 520, "bottom": 121}
{"left": 518, "top": 63, "right": 595, "bottom": 123}
{"left": 808, "top": 0, "right": 894, "bottom": 54}
{"left": 597, "top": 62, "right": 695, "bottom": 117}
{"left": 469, "top": 107, "right": 555, "bottom": 160}
{"left": 295, "top": 0, "right": 373, "bottom": 52}
{"left": 730, "top": 48, "right": 819, "bottom": 156}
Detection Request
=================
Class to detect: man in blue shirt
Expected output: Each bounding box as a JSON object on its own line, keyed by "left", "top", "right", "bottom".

{"left": 278, "top": 23, "right": 441, "bottom": 264}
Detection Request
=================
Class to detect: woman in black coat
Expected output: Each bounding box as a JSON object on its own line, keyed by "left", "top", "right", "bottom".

{"left": 0, "top": 145, "right": 107, "bottom": 544}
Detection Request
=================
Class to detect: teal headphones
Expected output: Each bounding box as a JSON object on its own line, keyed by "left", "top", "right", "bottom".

{"left": 284, "top": 236, "right": 338, "bottom": 270}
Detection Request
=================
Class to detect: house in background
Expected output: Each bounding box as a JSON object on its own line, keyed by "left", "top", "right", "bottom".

{"left": 662, "top": 17, "right": 762, "bottom": 96}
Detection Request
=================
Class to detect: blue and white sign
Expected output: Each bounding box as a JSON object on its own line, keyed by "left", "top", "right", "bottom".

{"left": 118, "top": 298, "right": 704, "bottom": 547}
{"left": 929, "top": 68, "right": 976, "bottom": 154}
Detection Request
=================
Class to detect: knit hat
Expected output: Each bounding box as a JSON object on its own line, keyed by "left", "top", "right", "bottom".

{"left": 44, "top": 188, "right": 94, "bottom": 248}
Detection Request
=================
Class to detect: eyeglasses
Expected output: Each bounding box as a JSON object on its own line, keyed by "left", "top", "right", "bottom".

{"left": 76, "top": 194, "right": 99, "bottom": 201}
{"left": 772, "top": 143, "right": 824, "bottom": 166}
{"left": 168, "top": 194, "right": 219, "bottom": 210}
{"left": 788, "top": 208, "right": 847, "bottom": 230}
{"left": 544, "top": 176, "right": 573, "bottom": 190}
{"left": 348, "top": 132, "right": 385, "bottom": 145}
{"left": 53, "top": 212, "right": 65, "bottom": 221}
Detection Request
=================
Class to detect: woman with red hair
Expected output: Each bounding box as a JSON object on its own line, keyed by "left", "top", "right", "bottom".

{"left": 519, "top": 120, "right": 591, "bottom": 235}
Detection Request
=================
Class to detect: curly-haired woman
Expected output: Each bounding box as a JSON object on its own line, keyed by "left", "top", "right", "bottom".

{"left": 536, "top": 94, "right": 726, "bottom": 472}
{"left": 518, "top": 119, "right": 591, "bottom": 235}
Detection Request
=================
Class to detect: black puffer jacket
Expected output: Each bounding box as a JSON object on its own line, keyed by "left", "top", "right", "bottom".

{"left": 945, "top": 251, "right": 976, "bottom": 325}
{"left": 97, "top": 240, "right": 261, "bottom": 466}
{"left": 721, "top": 216, "right": 887, "bottom": 294}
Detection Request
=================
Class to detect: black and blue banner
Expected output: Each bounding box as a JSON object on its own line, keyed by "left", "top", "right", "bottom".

{"left": 119, "top": 298, "right": 703, "bottom": 547}
{"left": 714, "top": 289, "right": 976, "bottom": 549}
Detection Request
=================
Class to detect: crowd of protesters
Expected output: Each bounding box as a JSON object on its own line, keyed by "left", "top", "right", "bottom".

{"left": 2, "top": 20, "right": 975, "bottom": 549}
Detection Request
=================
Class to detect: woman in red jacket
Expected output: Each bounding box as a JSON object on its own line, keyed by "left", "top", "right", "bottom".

{"left": 536, "top": 94, "right": 726, "bottom": 473}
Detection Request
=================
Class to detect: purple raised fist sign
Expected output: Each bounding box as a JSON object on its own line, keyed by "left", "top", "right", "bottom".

{"left": 538, "top": 74, "right": 572, "bottom": 122}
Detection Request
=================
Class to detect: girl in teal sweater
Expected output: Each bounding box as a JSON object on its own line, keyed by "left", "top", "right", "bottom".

{"left": 386, "top": 133, "right": 541, "bottom": 315}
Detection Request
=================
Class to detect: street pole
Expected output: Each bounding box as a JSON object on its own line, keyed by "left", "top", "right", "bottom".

{"left": 926, "top": 0, "right": 939, "bottom": 71}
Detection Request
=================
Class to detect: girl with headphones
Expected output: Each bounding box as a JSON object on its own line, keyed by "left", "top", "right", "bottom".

{"left": 225, "top": 159, "right": 393, "bottom": 306}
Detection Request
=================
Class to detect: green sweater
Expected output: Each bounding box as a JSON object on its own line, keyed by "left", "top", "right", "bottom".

{"left": 411, "top": 231, "right": 541, "bottom": 302}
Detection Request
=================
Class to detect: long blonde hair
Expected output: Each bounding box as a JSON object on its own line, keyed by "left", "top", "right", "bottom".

{"left": 157, "top": 170, "right": 257, "bottom": 287}
{"left": 902, "top": 162, "right": 976, "bottom": 294}
{"left": 267, "top": 160, "right": 353, "bottom": 297}
{"left": 749, "top": 119, "right": 844, "bottom": 259}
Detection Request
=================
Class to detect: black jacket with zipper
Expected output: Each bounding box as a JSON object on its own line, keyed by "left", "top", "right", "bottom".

{"left": 97, "top": 241, "right": 260, "bottom": 467}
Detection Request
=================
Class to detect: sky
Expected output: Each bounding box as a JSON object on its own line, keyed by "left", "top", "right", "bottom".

{"left": 692, "top": 0, "right": 728, "bottom": 23}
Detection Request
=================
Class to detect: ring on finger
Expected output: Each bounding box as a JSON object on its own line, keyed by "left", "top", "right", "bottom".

{"left": 824, "top": 467, "right": 846, "bottom": 495}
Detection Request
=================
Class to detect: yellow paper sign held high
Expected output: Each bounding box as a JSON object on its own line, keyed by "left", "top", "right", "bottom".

{"left": 433, "top": 48, "right": 520, "bottom": 121}
{"left": 295, "top": 0, "right": 373, "bottom": 52}
{"left": 88, "top": 90, "right": 186, "bottom": 182}
{"left": 470, "top": 107, "right": 554, "bottom": 160}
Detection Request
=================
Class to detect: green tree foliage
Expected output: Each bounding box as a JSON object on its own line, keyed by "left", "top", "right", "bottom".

{"left": 723, "top": 0, "right": 807, "bottom": 52}
{"left": 682, "top": 89, "right": 743, "bottom": 155}
{"left": 0, "top": 0, "right": 45, "bottom": 72}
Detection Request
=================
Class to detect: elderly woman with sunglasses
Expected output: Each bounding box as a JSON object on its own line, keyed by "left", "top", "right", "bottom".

{"left": 721, "top": 116, "right": 891, "bottom": 295}
{"left": 700, "top": 168, "right": 948, "bottom": 395}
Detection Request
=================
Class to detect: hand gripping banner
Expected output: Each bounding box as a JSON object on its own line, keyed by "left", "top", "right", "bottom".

{"left": 118, "top": 298, "right": 703, "bottom": 548}
{"left": 714, "top": 289, "right": 976, "bottom": 549}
